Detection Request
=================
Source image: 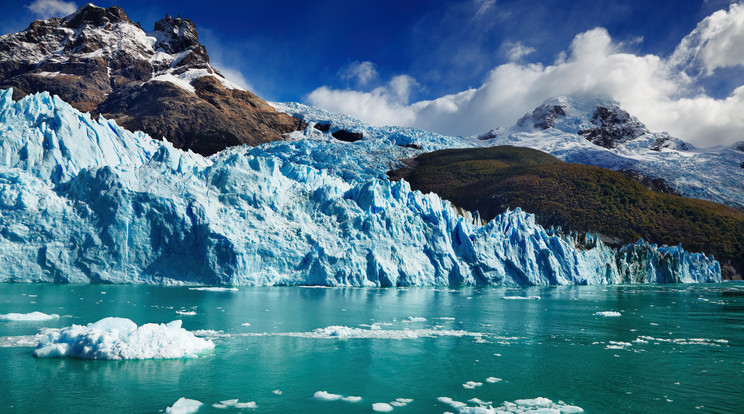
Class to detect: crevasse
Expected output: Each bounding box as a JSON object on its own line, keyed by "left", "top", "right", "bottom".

{"left": 0, "top": 90, "right": 721, "bottom": 285}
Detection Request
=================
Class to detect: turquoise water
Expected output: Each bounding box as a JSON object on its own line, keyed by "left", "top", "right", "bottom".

{"left": 0, "top": 283, "right": 742, "bottom": 413}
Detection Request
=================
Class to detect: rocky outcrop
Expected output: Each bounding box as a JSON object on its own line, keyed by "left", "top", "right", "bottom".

{"left": 0, "top": 4, "right": 304, "bottom": 155}
{"left": 578, "top": 105, "right": 648, "bottom": 148}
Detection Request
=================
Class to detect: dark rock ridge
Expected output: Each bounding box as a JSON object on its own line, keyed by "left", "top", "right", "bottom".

{"left": 578, "top": 105, "right": 649, "bottom": 148}
{"left": 618, "top": 169, "right": 679, "bottom": 195}
{"left": 516, "top": 104, "right": 567, "bottom": 129}
{"left": 0, "top": 3, "right": 304, "bottom": 155}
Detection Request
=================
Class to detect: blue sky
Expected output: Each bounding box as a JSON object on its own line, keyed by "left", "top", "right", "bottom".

{"left": 1, "top": 0, "right": 743, "bottom": 145}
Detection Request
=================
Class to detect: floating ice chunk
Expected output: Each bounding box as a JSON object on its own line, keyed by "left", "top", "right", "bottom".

{"left": 372, "top": 402, "right": 394, "bottom": 412}
{"left": 594, "top": 311, "right": 621, "bottom": 317}
{"left": 503, "top": 296, "right": 541, "bottom": 300}
{"left": 212, "top": 403, "right": 228, "bottom": 409}
{"left": 277, "top": 326, "right": 483, "bottom": 340}
{"left": 485, "top": 377, "right": 502, "bottom": 383}
{"left": 235, "top": 401, "right": 256, "bottom": 409}
{"left": 189, "top": 287, "right": 238, "bottom": 292}
{"left": 404, "top": 316, "right": 427, "bottom": 322}
{"left": 166, "top": 398, "right": 203, "bottom": 414}
{"left": 342, "top": 396, "right": 362, "bottom": 402}
{"left": 0, "top": 332, "right": 52, "bottom": 347}
{"left": 390, "top": 398, "right": 412, "bottom": 407}
{"left": 33, "top": 317, "right": 214, "bottom": 359}
{"left": 468, "top": 398, "right": 492, "bottom": 406}
{"left": 438, "top": 397, "right": 467, "bottom": 409}
{"left": 272, "top": 389, "right": 282, "bottom": 395}
{"left": 463, "top": 381, "right": 483, "bottom": 389}
{"left": 0, "top": 312, "right": 60, "bottom": 321}
{"left": 175, "top": 310, "right": 196, "bottom": 316}
{"left": 220, "top": 399, "right": 238, "bottom": 406}
{"left": 314, "top": 391, "right": 342, "bottom": 401}
{"left": 241, "top": 323, "right": 251, "bottom": 327}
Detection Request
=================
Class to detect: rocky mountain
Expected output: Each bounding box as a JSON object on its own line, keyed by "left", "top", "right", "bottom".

{"left": 0, "top": 3, "right": 304, "bottom": 155}
{"left": 476, "top": 97, "right": 744, "bottom": 209}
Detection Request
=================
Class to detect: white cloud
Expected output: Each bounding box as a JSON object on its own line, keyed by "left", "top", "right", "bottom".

{"left": 505, "top": 41, "right": 536, "bottom": 61}
{"left": 308, "top": 75, "right": 419, "bottom": 127}
{"left": 215, "top": 66, "right": 254, "bottom": 91}
{"left": 305, "top": 3, "right": 744, "bottom": 147}
{"left": 339, "top": 61, "right": 379, "bottom": 85}
{"left": 671, "top": 2, "right": 744, "bottom": 75}
{"left": 25, "top": 0, "right": 77, "bottom": 19}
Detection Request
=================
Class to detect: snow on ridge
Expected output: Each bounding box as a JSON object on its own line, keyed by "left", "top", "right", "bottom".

{"left": 33, "top": 317, "right": 215, "bottom": 359}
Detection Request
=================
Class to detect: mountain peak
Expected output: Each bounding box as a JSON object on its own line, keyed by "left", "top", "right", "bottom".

{"left": 63, "top": 4, "right": 131, "bottom": 29}
{"left": 0, "top": 3, "right": 305, "bottom": 155}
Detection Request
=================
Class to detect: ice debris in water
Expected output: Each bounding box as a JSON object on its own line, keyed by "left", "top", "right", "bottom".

{"left": 33, "top": 317, "right": 214, "bottom": 359}
{"left": 166, "top": 398, "right": 203, "bottom": 414}
{"left": 594, "top": 311, "right": 621, "bottom": 317}
{"left": 439, "top": 396, "right": 583, "bottom": 413}
{"left": 463, "top": 381, "right": 483, "bottom": 389}
{"left": 314, "top": 391, "right": 343, "bottom": 401}
{"left": 0, "top": 90, "right": 722, "bottom": 286}
{"left": 503, "top": 296, "right": 541, "bottom": 300}
{"left": 372, "top": 402, "right": 394, "bottom": 412}
{"left": 0, "top": 311, "right": 59, "bottom": 321}
{"left": 188, "top": 287, "right": 239, "bottom": 292}
{"left": 485, "top": 377, "right": 502, "bottom": 383}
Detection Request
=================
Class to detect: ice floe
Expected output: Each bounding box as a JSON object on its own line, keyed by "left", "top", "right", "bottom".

{"left": 166, "top": 398, "right": 203, "bottom": 414}
{"left": 372, "top": 402, "right": 394, "bottom": 412}
{"left": 503, "top": 296, "right": 541, "bottom": 300}
{"left": 0, "top": 311, "right": 60, "bottom": 321}
{"left": 594, "top": 311, "right": 621, "bottom": 317}
{"left": 33, "top": 317, "right": 214, "bottom": 359}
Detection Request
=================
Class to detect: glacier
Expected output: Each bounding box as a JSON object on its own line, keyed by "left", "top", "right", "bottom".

{"left": 275, "top": 98, "right": 744, "bottom": 210}
{"left": 0, "top": 89, "right": 721, "bottom": 285}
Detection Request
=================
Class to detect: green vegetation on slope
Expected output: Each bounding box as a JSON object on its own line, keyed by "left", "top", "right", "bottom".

{"left": 389, "top": 146, "right": 744, "bottom": 279}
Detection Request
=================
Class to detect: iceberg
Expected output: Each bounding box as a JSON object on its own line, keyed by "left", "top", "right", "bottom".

{"left": 0, "top": 311, "right": 60, "bottom": 321}
{"left": 0, "top": 90, "right": 722, "bottom": 285}
{"left": 33, "top": 317, "right": 215, "bottom": 359}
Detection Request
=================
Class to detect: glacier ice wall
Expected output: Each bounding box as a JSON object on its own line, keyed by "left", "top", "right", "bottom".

{"left": 0, "top": 90, "right": 721, "bottom": 285}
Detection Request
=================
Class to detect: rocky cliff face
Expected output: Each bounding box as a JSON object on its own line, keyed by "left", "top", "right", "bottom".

{"left": 0, "top": 4, "right": 304, "bottom": 155}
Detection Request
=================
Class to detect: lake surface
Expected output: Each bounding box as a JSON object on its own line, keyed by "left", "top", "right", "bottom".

{"left": 0, "top": 283, "right": 742, "bottom": 413}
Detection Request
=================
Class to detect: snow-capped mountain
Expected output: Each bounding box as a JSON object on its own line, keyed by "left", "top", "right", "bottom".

{"left": 0, "top": 3, "right": 304, "bottom": 155}
{"left": 474, "top": 97, "right": 744, "bottom": 209}
{"left": 0, "top": 90, "right": 719, "bottom": 285}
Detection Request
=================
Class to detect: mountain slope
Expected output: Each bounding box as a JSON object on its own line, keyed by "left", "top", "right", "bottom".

{"left": 389, "top": 146, "right": 744, "bottom": 279}
{"left": 475, "top": 97, "right": 744, "bottom": 209}
{"left": 0, "top": 4, "right": 304, "bottom": 155}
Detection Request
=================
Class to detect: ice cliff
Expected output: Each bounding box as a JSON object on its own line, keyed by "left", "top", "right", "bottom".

{"left": 0, "top": 90, "right": 720, "bottom": 285}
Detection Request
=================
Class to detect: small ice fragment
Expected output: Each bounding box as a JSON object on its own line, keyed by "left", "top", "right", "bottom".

{"left": 438, "top": 397, "right": 467, "bottom": 408}
{"left": 188, "top": 287, "right": 238, "bottom": 292}
{"left": 485, "top": 377, "right": 502, "bottom": 383}
{"left": 468, "top": 398, "right": 492, "bottom": 406}
{"left": 241, "top": 323, "right": 251, "bottom": 327}
{"left": 176, "top": 310, "right": 196, "bottom": 316}
{"left": 212, "top": 403, "right": 228, "bottom": 409}
{"left": 235, "top": 401, "right": 256, "bottom": 409}
{"left": 314, "top": 391, "right": 342, "bottom": 401}
{"left": 462, "top": 380, "right": 483, "bottom": 389}
{"left": 404, "top": 316, "right": 426, "bottom": 322}
{"left": 594, "top": 311, "right": 621, "bottom": 317}
{"left": 342, "top": 396, "right": 361, "bottom": 402}
{"left": 503, "top": 296, "right": 541, "bottom": 300}
{"left": 166, "top": 397, "right": 202, "bottom": 414}
{"left": 372, "top": 402, "right": 394, "bottom": 412}
{"left": 272, "top": 389, "right": 282, "bottom": 395}
{"left": 220, "top": 399, "right": 238, "bottom": 406}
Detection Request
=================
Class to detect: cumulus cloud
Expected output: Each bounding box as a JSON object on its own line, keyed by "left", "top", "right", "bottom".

{"left": 25, "top": 0, "right": 77, "bottom": 19}
{"left": 504, "top": 41, "right": 536, "bottom": 61}
{"left": 671, "top": 2, "right": 744, "bottom": 76}
{"left": 339, "top": 61, "right": 379, "bottom": 85}
{"left": 306, "top": 3, "right": 744, "bottom": 147}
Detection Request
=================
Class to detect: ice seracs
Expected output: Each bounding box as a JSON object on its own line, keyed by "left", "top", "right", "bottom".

{"left": 0, "top": 91, "right": 722, "bottom": 286}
